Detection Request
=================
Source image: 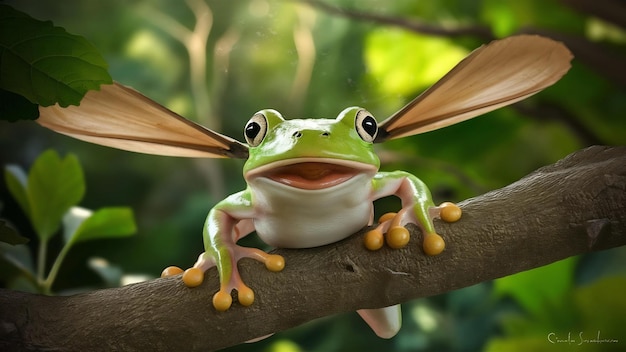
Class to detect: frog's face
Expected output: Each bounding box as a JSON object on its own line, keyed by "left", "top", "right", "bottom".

{"left": 242, "top": 108, "right": 380, "bottom": 190}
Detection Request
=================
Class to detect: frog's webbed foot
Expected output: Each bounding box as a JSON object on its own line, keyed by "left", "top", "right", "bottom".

{"left": 161, "top": 248, "right": 285, "bottom": 311}
{"left": 364, "top": 202, "right": 461, "bottom": 255}
{"left": 364, "top": 209, "right": 411, "bottom": 250}
{"left": 209, "top": 248, "right": 285, "bottom": 311}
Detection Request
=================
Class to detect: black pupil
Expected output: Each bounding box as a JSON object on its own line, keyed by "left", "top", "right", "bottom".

{"left": 362, "top": 116, "right": 377, "bottom": 137}
{"left": 245, "top": 122, "right": 261, "bottom": 139}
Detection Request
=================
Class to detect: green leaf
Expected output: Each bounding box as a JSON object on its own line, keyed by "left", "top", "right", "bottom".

{"left": 493, "top": 257, "right": 578, "bottom": 317}
{"left": 0, "top": 88, "right": 39, "bottom": 122}
{"left": 61, "top": 206, "right": 93, "bottom": 244}
{"left": 65, "top": 207, "right": 136, "bottom": 245}
{"left": 4, "top": 164, "right": 30, "bottom": 217}
{"left": 0, "top": 5, "right": 112, "bottom": 107}
{"left": 27, "top": 150, "right": 85, "bottom": 241}
{"left": 0, "top": 220, "right": 29, "bottom": 245}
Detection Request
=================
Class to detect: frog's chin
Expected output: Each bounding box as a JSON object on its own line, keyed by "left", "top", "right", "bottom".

{"left": 245, "top": 158, "right": 377, "bottom": 191}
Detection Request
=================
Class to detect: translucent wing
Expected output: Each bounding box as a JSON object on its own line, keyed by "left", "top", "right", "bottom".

{"left": 376, "top": 35, "right": 573, "bottom": 141}
{"left": 38, "top": 82, "right": 249, "bottom": 159}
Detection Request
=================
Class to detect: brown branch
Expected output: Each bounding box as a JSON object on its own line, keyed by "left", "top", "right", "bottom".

{"left": 295, "top": 0, "right": 494, "bottom": 40}
{"left": 1, "top": 146, "right": 625, "bottom": 352}
{"left": 561, "top": 0, "right": 626, "bottom": 29}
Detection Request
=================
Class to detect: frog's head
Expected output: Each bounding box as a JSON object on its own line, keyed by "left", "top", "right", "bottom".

{"left": 242, "top": 107, "right": 380, "bottom": 190}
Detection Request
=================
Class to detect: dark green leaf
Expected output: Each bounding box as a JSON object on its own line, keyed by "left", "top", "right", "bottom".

{"left": 0, "top": 5, "right": 112, "bottom": 107}
{"left": 0, "top": 220, "right": 29, "bottom": 245}
{"left": 27, "top": 150, "right": 85, "bottom": 241}
{"left": 0, "top": 88, "right": 39, "bottom": 122}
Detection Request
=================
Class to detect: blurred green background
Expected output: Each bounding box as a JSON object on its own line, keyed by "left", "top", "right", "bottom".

{"left": 1, "top": 0, "right": 625, "bottom": 351}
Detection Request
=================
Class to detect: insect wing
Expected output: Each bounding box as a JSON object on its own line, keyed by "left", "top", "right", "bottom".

{"left": 377, "top": 35, "right": 573, "bottom": 141}
{"left": 38, "top": 83, "right": 248, "bottom": 158}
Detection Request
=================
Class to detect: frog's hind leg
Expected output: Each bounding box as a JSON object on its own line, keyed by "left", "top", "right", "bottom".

{"left": 357, "top": 305, "right": 402, "bottom": 339}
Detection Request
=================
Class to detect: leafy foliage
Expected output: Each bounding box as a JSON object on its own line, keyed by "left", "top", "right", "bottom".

{"left": 63, "top": 207, "right": 136, "bottom": 245}
{"left": 8, "top": 150, "right": 85, "bottom": 241}
{"left": 0, "top": 4, "right": 111, "bottom": 121}
{"left": 486, "top": 277, "right": 626, "bottom": 352}
{"left": 1, "top": 149, "right": 136, "bottom": 294}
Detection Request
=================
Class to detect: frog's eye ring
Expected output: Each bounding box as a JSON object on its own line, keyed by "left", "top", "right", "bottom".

{"left": 244, "top": 113, "right": 268, "bottom": 147}
{"left": 355, "top": 109, "right": 378, "bottom": 143}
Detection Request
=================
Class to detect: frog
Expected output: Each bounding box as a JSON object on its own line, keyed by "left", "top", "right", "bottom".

{"left": 169, "top": 106, "right": 462, "bottom": 338}
{"left": 37, "top": 34, "right": 572, "bottom": 339}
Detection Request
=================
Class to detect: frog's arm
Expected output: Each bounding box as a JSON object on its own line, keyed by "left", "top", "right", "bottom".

{"left": 163, "top": 190, "right": 284, "bottom": 311}
{"left": 355, "top": 172, "right": 461, "bottom": 340}
{"left": 367, "top": 171, "right": 462, "bottom": 255}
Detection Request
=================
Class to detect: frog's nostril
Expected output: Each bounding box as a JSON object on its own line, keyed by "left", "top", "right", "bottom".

{"left": 321, "top": 131, "right": 330, "bottom": 137}
{"left": 293, "top": 131, "right": 303, "bottom": 138}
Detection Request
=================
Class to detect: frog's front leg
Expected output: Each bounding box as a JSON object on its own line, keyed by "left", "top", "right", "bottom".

{"left": 366, "top": 171, "right": 462, "bottom": 255}
{"left": 161, "top": 191, "right": 285, "bottom": 311}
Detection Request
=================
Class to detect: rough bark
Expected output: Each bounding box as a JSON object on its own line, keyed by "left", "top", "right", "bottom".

{"left": 1, "top": 145, "right": 625, "bottom": 352}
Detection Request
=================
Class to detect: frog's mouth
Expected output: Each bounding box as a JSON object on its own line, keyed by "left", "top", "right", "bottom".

{"left": 246, "top": 158, "right": 376, "bottom": 190}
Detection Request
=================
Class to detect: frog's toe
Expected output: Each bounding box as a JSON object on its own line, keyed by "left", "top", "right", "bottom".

{"left": 213, "top": 282, "right": 255, "bottom": 311}
{"left": 364, "top": 228, "right": 384, "bottom": 250}
{"left": 383, "top": 210, "right": 410, "bottom": 249}
{"left": 378, "top": 212, "right": 397, "bottom": 224}
{"left": 439, "top": 202, "right": 462, "bottom": 223}
{"left": 161, "top": 266, "right": 184, "bottom": 278}
{"left": 365, "top": 212, "right": 396, "bottom": 250}
{"left": 237, "top": 247, "right": 285, "bottom": 273}
{"left": 213, "top": 289, "right": 233, "bottom": 311}
{"left": 264, "top": 254, "right": 285, "bottom": 272}
{"left": 423, "top": 232, "right": 445, "bottom": 256}
{"left": 365, "top": 211, "right": 412, "bottom": 250}
{"left": 182, "top": 267, "right": 205, "bottom": 287}
{"left": 237, "top": 284, "right": 255, "bottom": 307}
{"left": 386, "top": 226, "right": 410, "bottom": 249}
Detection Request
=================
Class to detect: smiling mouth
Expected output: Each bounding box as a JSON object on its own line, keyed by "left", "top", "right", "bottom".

{"left": 247, "top": 159, "right": 374, "bottom": 190}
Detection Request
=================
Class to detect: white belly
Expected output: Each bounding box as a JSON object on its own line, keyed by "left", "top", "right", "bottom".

{"left": 249, "top": 174, "right": 373, "bottom": 248}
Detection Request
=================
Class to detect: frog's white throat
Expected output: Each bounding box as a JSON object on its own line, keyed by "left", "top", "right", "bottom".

{"left": 245, "top": 158, "right": 377, "bottom": 191}
{"left": 246, "top": 159, "right": 375, "bottom": 248}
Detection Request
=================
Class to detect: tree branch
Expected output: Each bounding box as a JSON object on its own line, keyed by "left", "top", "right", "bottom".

{"left": 1, "top": 146, "right": 625, "bottom": 352}
{"left": 296, "top": 0, "right": 494, "bottom": 40}
{"left": 298, "top": 0, "right": 626, "bottom": 88}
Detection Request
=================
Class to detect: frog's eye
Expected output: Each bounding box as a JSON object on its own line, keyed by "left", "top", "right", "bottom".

{"left": 244, "top": 113, "right": 268, "bottom": 147}
{"left": 355, "top": 109, "right": 378, "bottom": 143}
